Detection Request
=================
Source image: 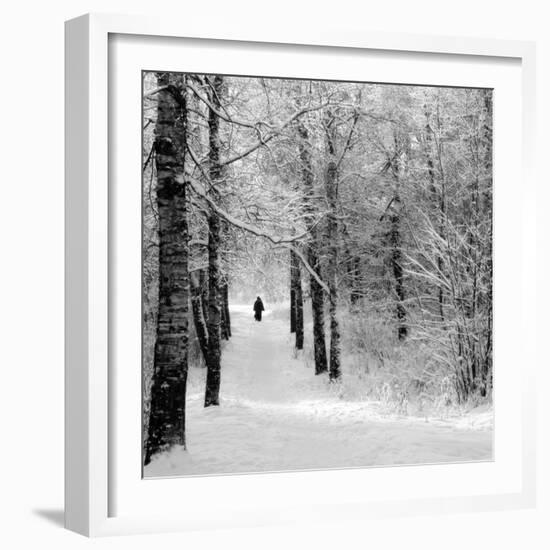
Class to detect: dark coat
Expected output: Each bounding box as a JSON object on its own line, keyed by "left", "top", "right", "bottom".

{"left": 253, "top": 298, "right": 265, "bottom": 321}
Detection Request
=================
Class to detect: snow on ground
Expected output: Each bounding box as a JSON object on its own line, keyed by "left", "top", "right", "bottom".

{"left": 145, "top": 304, "right": 493, "bottom": 477}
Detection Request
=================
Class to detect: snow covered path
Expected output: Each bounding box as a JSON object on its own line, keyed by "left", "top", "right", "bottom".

{"left": 145, "top": 305, "right": 492, "bottom": 477}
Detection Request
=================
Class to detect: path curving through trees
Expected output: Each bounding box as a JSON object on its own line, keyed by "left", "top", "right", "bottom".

{"left": 144, "top": 305, "right": 492, "bottom": 477}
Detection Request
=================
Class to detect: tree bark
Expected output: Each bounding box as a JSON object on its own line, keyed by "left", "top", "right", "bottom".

{"left": 145, "top": 73, "right": 189, "bottom": 465}
{"left": 480, "top": 90, "right": 493, "bottom": 396}
{"left": 190, "top": 269, "right": 209, "bottom": 362}
{"left": 389, "top": 145, "right": 408, "bottom": 341}
{"left": 325, "top": 161, "right": 341, "bottom": 380}
{"left": 297, "top": 120, "right": 327, "bottom": 374}
{"left": 424, "top": 113, "right": 445, "bottom": 323}
{"left": 290, "top": 249, "right": 297, "bottom": 333}
{"left": 199, "top": 267, "right": 209, "bottom": 325}
{"left": 220, "top": 278, "right": 231, "bottom": 340}
{"left": 290, "top": 248, "right": 304, "bottom": 349}
{"left": 389, "top": 196, "right": 407, "bottom": 340}
{"left": 204, "top": 213, "right": 222, "bottom": 406}
{"left": 220, "top": 298, "right": 228, "bottom": 340}
{"left": 225, "top": 284, "right": 231, "bottom": 337}
{"left": 295, "top": 283, "right": 304, "bottom": 351}
{"left": 290, "top": 285, "right": 296, "bottom": 333}
{"left": 204, "top": 75, "right": 224, "bottom": 407}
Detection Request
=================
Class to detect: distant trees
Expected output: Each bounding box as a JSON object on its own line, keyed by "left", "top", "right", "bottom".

{"left": 142, "top": 73, "right": 494, "bottom": 462}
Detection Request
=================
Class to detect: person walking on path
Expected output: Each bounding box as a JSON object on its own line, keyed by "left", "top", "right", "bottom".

{"left": 253, "top": 296, "right": 265, "bottom": 321}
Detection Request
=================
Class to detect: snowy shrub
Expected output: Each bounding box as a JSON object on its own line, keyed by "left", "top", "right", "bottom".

{"left": 336, "top": 307, "right": 485, "bottom": 416}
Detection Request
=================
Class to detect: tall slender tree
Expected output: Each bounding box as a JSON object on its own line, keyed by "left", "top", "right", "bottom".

{"left": 386, "top": 130, "right": 408, "bottom": 340}
{"left": 204, "top": 75, "right": 224, "bottom": 407}
{"left": 145, "top": 73, "right": 189, "bottom": 465}
{"left": 480, "top": 89, "right": 493, "bottom": 395}
{"left": 290, "top": 248, "right": 304, "bottom": 349}
{"left": 297, "top": 117, "right": 328, "bottom": 374}
{"left": 423, "top": 105, "right": 445, "bottom": 323}
{"left": 290, "top": 259, "right": 297, "bottom": 334}
{"left": 325, "top": 160, "right": 341, "bottom": 379}
{"left": 323, "top": 106, "right": 342, "bottom": 380}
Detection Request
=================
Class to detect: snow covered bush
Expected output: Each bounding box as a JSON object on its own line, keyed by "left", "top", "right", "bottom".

{"left": 336, "top": 308, "right": 488, "bottom": 416}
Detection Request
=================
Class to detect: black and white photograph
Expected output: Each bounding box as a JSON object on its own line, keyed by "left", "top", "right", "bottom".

{"left": 1, "top": 0, "right": 546, "bottom": 544}
{"left": 142, "top": 72, "right": 493, "bottom": 478}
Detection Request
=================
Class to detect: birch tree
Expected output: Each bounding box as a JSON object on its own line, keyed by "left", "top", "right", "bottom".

{"left": 145, "top": 73, "right": 190, "bottom": 464}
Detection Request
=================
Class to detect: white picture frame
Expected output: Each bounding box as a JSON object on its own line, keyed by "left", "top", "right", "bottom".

{"left": 65, "top": 12, "right": 537, "bottom": 537}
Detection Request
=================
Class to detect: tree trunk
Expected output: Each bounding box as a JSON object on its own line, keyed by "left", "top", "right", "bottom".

{"left": 325, "top": 161, "right": 341, "bottom": 380}
{"left": 389, "top": 196, "right": 407, "bottom": 340}
{"left": 290, "top": 249, "right": 297, "bottom": 333}
{"left": 424, "top": 114, "right": 445, "bottom": 323}
{"left": 205, "top": 212, "right": 222, "bottom": 406}
{"left": 290, "top": 248, "right": 304, "bottom": 349}
{"left": 297, "top": 120, "right": 327, "bottom": 374}
{"left": 226, "top": 298, "right": 231, "bottom": 338}
{"left": 220, "top": 299, "right": 228, "bottom": 340}
{"left": 309, "top": 266, "right": 327, "bottom": 373}
{"left": 199, "top": 267, "right": 209, "bottom": 325}
{"left": 220, "top": 279, "right": 231, "bottom": 340}
{"left": 290, "top": 286, "right": 296, "bottom": 333}
{"left": 145, "top": 74, "right": 189, "bottom": 465}
{"left": 224, "top": 281, "right": 231, "bottom": 337}
{"left": 387, "top": 135, "right": 408, "bottom": 341}
{"left": 190, "top": 270, "right": 209, "bottom": 363}
{"left": 480, "top": 90, "right": 493, "bottom": 396}
{"left": 204, "top": 75, "right": 224, "bottom": 407}
{"left": 295, "top": 282, "right": 304, "bottom": 351}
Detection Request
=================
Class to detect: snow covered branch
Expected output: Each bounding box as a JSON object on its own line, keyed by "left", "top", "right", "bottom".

{"left": 185, "top": 177, "right": 330, "bottom": 294}
{"left": 219, "top": 102, "right": 333, "bottom": 167}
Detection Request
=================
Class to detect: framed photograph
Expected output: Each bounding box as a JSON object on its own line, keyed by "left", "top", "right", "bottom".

{"left": 65, "top": 13, "right": 537, "bottom": 536}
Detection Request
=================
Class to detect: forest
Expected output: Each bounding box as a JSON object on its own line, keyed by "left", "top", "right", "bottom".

{"left": 142, "top": 72, "right": 493, "bottom": 474}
